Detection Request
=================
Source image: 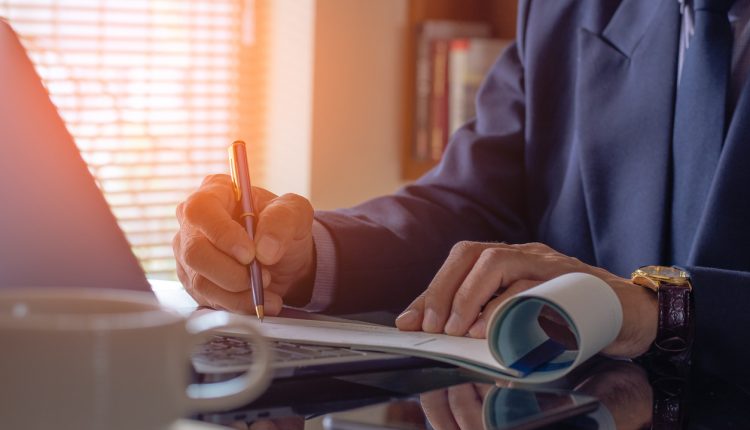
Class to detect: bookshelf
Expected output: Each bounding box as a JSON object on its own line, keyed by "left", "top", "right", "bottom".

{"left": 401, "top": 0, "right": 518, "bottom": 180}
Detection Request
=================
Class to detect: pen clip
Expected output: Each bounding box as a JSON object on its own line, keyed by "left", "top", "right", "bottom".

{"left": 228, "top": 143, "right": 242, "bottom": 202}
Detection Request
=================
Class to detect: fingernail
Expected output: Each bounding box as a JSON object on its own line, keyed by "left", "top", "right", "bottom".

{"left": 469, "top": 319, "right": 486, "bottom": 338}
{"left": 444, "top": 313, "right": 461, "bottom": 335}
{"left": 396, "top": 309, "right": 419, "bottom": 327}
{"left": 232, "top": 245, "right": 252, "bottom": 264}
{"left": 423, "top": 308, "right": 439, "bottom": 332}
{"left": 256, "top": 236, "right": 281, "bottom": 262}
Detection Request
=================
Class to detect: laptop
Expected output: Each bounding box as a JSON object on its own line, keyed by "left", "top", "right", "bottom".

{"left": 0, "top": 18, "right": 429, "bottom": 379}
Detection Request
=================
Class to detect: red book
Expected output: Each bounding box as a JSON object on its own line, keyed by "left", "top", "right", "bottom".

{"left": 413, "top": 21, "right": 491, "bottom": 161}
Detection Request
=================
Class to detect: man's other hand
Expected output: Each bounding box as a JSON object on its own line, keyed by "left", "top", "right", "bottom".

{"left": 420, "top": 383, "right": 492, "bottom": 430}
{"left": 395, "top": 242, "right": 658, "bottom": 358}
{"left": 173, "top": 174, "right": 315, "bottom": 315}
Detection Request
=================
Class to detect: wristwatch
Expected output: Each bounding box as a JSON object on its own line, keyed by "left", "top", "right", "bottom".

{"left": 631, "top": 266, "right": 694, "bottom": 357}
{"left": 631, "top": 266, "right": 693, "bottom": 430}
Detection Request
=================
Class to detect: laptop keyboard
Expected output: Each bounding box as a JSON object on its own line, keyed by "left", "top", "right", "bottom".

{"left": 193, "top": 335, "right": 368, "bottom": 368}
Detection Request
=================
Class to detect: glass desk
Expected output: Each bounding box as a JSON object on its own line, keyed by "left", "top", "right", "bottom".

{"left": 190, "top": 357, "right": 750, "bottom": 430}
{"left": 151, "top": 281, "right": 750, "bottom": 429}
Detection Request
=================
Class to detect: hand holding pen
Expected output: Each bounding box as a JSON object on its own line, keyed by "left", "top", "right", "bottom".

{"left": 229, "top": 140, "right": 266, "bottom": 321}
{"left": 174, "top": 143, "right": 317, "bottom": 317}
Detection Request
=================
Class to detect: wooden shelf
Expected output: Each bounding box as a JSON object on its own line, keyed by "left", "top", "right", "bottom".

{"left": 401, "top": 0, "right": 518, "bottom": 180}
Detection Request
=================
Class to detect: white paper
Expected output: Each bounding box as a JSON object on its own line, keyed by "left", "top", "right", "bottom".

{"left": 220, "top": 316, "right": 523, "bottom": 379}
{"left": 487, "top": 273, "right": 623, "bottom": 383}
{"left": 216, "top": 273, "right": 623, "bottom": 383}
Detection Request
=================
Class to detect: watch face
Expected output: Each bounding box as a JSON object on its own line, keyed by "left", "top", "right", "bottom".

{"left": 636, "top": 265, "right": 691, "bottom": 286}
{"left": 639, "top": 266, "right": 683, "bottom": 278}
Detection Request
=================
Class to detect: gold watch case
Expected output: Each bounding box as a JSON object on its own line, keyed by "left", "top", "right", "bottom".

{"left": 631, "top": 265, "right": 692, "bottom": 292}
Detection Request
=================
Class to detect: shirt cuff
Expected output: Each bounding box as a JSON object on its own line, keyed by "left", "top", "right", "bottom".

{"left": 298, "top": 219, "right": 337, "bottom": 312}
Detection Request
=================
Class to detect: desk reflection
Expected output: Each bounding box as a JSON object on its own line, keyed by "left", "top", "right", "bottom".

{"left": 385, "top": 360, "right": 651, "bottom": 430}
{"left": 226, "top": 417, "right": 304, "bottom": 430}
{"left": 205, "top": 359, "right": 663, "bottom": 430}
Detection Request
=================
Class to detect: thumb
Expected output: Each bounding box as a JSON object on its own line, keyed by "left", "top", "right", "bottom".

{"left": 396, "top": 294, "right": 425, "bottom": 331}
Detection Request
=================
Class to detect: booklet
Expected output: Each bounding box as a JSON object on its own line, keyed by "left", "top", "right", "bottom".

{"left": 232, "top": 273, "right": 622, "bottom": 383}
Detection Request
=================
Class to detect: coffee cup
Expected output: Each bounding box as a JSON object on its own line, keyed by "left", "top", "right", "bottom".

{"left": 0, "top": 287, "right": 272, "bottom": 430}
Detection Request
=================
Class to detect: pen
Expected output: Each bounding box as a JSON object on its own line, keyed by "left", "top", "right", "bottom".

{"left": 228, "top": 140, "right": 265, "bottom": 322}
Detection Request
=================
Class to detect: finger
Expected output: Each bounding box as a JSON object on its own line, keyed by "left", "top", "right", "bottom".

{"left": 444, "top": 247, "right": 528, "bottom": 336}
{"left": 178, "top": 230, "right": 251, "bottom": 293}
{"left": 496, "top": 244, "right": 586, "bottom": 281}
{"left": 261, "top": 268, "right": 287, "bottom": 298}
{"left": 475, "top": 383, "right": 493, "bottom": 399}
{"left": 447, "top": 384, "right": 485, "bottom": 430}
{"left": 182, "top": 176, "right": 253, "bottom": 264}
{"left": 175, "top": 254, "right": 206, "bottom": 307}
{"left": 493, "top": 378, "right": 513, "bottom": 388}
{"left": 491, "top": 278, "right": 542, "bottom": 307}
{"left": 420, "top": 390, "right": 460, "bottom": 430}
{"left": 467, "top": 296, "right": 503, "bottom": 339}
{"left": 254, "top": 193, "right": 314, "bottom": 265}
{"left": 249, "top": 185, "right": 280, "bottom": 212}
{"left": 175, "top": 176, "right": 226, "bottom": 226}
{"left": 192, "top": 275, "right": 283, "bottom": 315}
{"left": 513, "top": 241, "right": 557, "bottom": 254}
{"left": 273, "top": 417, "right": 305, "bottom": 430}
{"left": 174, "top": 233, "right": 207, "bottom": 304}
{"left": 395, "top": 294, "right": 425, "bottom": 331}
{"left": 176, "top": 201, "right": 186, "bottom": 225}
{"left": 467, "top": 280, "right": 540, "bottom": 338}
{"left": 422, "top": 241, "right": 486, "bottom": 333}
{"left": 494, "top": 280, "right": 566, "bottom": 324}
{"left": 173, "top": 232, "right": 186, "bottom": 283}
{"left": 248, "top": 420, "right": 278, "bottom": 430}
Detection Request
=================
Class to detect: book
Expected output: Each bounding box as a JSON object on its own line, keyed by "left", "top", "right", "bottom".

{"left": 413, "top": 21, "right": 491, "bottom": 161}
{"left": 233, "top": 273, "right": 623, "bottom": 384}
{"left": 449, "top": 38, "right": 510, "bottom": 135}
{"left": 430, "top": 39, "right": 450, "bottom": 161}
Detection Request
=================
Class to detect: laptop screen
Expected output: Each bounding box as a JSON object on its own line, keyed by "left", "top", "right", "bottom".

{"left": 0, "top": 20, "right": 151, "bottom": 293}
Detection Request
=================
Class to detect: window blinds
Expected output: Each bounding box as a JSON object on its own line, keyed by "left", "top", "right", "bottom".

{"left": 0, "top": 0, "right": 256, "bottom": 279}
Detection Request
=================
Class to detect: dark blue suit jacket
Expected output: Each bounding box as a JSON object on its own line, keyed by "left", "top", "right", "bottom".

{"left": 316, "top": 0, "right": 750, "bottom": 385}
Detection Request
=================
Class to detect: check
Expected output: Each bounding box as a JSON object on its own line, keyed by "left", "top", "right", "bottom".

{"left": 218, "top": 273, "right": 622, "bottom": 383}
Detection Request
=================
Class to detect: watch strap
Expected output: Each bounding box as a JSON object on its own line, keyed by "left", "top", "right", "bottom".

{"left": 655, "top": 283, "right": 693, "bottom": 355}
{"left": 643, "top": 286, "right": 693, "bottom": 429}
{"left": 650, "top": 375, "right": 690, "bottom": 430}
{"left": 639, "top": 282, "right": 695, "bottom": 379}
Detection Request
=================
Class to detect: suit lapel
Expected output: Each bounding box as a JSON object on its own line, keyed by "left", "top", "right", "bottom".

{"left": 574, "top": 0, "right": 681, "bottom": 275}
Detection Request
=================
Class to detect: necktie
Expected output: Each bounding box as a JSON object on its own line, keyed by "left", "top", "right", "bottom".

{"left": 671, "top": 0, "right": 734, "bottom": 264}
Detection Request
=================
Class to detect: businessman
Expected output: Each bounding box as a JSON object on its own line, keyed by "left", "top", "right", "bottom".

{"left": 174, "top": 0, "right": 750, "bottom": 384}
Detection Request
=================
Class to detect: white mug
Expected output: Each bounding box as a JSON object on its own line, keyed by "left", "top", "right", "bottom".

{"left": 0, "top": 288, "right": 273, "bottom": 430}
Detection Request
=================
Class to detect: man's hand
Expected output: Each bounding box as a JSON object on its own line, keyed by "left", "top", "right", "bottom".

{"left": 573, "top": 361, "right": 653, "bottom": 429}
{"left": 420, "top": 383, "right": 493, "bottom": 430}
{"left": 420, "top": 361, "right": 652, "bottom": 430}
{"left": 173, "top": 175, "right": 315, "bottom": 315}
{"left": 395, "top": 242, "right": 658, "bottom": 358}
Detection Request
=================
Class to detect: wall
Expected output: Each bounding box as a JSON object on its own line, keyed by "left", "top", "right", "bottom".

{"left": 263, "top": 0, "right": 409, "bottom": 210}
{"left": 263, "top": 0, "right": 316, "bottom": 198}
{"left": 309, "top": 0, "right": 409, "bottom": 210}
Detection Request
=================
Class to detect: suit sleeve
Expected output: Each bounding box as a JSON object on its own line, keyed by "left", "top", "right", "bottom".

{"left": 688, "top": 266, "right": 750, "bottom": 386}
{"left": 312, "top": 2, "right": 533, "bottom": 315}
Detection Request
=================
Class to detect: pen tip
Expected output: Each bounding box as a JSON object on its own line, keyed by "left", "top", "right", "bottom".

{"left": 255, "top": 305, "right": 264, "bottom": 322}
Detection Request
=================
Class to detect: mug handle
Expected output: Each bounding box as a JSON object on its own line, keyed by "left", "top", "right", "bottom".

{"left": 184, "top": 311, "right": 273, "bottom": 412}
